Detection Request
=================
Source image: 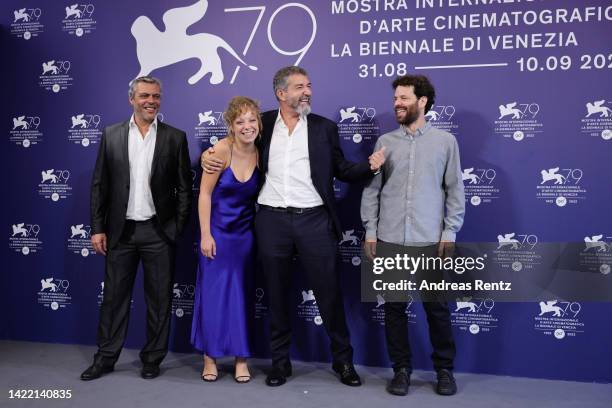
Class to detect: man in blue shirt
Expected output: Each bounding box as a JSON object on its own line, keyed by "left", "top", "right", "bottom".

{"left": 361, "top": 75, "right": 465, "bottom": 396}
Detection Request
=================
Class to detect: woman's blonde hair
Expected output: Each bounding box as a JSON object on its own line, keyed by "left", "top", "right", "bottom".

{"left": 223, "top": 96, "right": 262, "bottom": 141}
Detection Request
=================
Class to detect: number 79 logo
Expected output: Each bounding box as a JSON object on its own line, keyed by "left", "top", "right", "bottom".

{"left": 224, "top": 4, "right": 317, "bottom": 84}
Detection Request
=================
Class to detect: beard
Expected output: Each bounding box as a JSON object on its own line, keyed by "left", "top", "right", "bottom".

{"left": 289, "top": 95, "right": 311, "bottom": 116}
{"left": 395, "top": 102, "right": 419, "bottom": 126}
{"left": 296, "top": 103, "right": 311, "bottom": 116}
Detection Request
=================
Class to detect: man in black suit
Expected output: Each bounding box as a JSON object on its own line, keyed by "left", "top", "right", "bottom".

{"left": 81, "top": 76, "right": 192, "bottom": 381}
{"left": 203, "top": 66, "right": 385, "bottom": 386}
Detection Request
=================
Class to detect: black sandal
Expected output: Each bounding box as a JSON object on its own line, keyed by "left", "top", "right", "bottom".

{"left": 202, "top": 373, "right": 218, "bottom": 382}
{"left": 234, "top": 375, "right": 251, "bottom": 384}
{"left": 202, "top": 356, "right": 218, "bottom": 382}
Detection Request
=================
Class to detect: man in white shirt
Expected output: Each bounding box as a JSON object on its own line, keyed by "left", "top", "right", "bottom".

{"left": 203, "top": 66, "right": 385, "bottom": 387}
{"left": 82, "top": 76, "right": 192, "bottom": 381}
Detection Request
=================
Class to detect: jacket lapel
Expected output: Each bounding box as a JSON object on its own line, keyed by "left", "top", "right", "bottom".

{"left": 307, "top": 114, "right": 319, "bottom": 179}
{"left": 151, "top": 121, "right": 167, "bottom": 176}
{"left": 261, "top": 111, "right": 277, "bottom": 173}
{"left": 120, "top": 121, "right": 130, "bottom": 175}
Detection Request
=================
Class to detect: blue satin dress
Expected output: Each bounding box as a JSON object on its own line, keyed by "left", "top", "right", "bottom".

{"left": 191, "top": 164, "right": 259, "bottom": 358}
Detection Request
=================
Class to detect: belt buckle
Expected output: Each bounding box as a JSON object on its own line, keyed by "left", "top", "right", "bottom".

{"left": 292, "top": 207, "right": 305, "bottom": 214}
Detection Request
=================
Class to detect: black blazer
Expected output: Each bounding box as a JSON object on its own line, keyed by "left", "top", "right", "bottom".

{"left": 260, "top": 110, "right": 372, "bottom": 238}
{"left": 90, "top": 120, "right": 192, "bottom": 249}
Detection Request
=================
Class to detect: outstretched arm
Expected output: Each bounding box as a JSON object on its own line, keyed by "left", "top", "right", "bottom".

{"left": 330, "top": 122, "right": 385, "bottom": 182}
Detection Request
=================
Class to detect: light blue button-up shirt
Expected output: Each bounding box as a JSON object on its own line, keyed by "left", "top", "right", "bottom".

{"left": 361, "top": 122, "right": 465, "bottom": 246}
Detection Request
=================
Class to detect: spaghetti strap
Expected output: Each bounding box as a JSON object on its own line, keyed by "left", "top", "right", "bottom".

{"left": 228, "top": 141, "right": 234, "bottom": 167}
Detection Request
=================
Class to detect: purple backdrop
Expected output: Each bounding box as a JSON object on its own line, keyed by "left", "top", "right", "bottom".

{"left": 2, "top": 0, "right": 611, "bottom": 383}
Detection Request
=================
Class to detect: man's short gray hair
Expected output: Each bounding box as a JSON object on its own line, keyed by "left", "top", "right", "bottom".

{"left": 272, "top": 66, "right": 308, "bottom": 101}
{"left": 128, "top": 76, "right": 162, "bottom": 99}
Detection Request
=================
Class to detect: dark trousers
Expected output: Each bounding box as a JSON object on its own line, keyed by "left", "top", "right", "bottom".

{"left": 383, "top": 245, "right": 456, "bottom": 373}
{"left": 95, "top": 219, "right": 175, "bottom": 366}
{"left": 255, "top": 206, "right": 353, "bottom": 368}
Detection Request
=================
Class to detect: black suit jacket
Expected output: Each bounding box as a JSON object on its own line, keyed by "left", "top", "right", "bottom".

{"left": 260, "top": 110, "right": 372, "bottom": 238}
{"left": 90, "top": 120, "right": 192, "bottom": 249}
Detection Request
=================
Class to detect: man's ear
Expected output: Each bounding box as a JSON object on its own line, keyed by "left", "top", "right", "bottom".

{"left": 276, "top": 88, "right": 285, "bottom": 102}
{"left": 419, "top": 96, "right": 428, "bottom": 110}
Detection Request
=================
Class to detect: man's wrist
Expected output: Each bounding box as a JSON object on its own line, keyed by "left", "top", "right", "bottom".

{"left": 441, "top": 230, "right": 456, "bottom": 242}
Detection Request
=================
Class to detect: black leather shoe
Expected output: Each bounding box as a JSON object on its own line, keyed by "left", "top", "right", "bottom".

{"left": 265, "top": 364, "right": 292, "bottom": 387}
{"left": 141, "top": 363, "right": 160, "bottom": 379}
{"left": 386, "top": 368, "right": 410, "bottom": 396}
{"left": 436, "top": 369, "right": 457, "bottom": 396}
{"left": 332, "top": 363, "right": 362, "bottom": 387}
{"left": 80, "top": 363, "right": 114, "bottom": 381}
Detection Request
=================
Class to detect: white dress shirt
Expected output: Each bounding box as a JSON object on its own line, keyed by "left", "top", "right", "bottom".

{"left": 258, "top": 111, "right": 323, "bottom": 208}
{"left": 126, "top": 115, "right": 157, "bottom": 220}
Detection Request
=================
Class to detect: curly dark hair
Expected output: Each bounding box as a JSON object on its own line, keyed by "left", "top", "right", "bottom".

{"left": 392, "top": 75, "right": 436, "bottom": 113}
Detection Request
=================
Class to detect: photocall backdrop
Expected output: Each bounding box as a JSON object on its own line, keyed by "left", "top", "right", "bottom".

{"left": 2, "top": 0, "right": 611, "bottom": 383}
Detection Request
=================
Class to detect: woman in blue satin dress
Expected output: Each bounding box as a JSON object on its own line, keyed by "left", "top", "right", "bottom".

{"left": 191, "top": 96, "right": 261, "bottom": 383}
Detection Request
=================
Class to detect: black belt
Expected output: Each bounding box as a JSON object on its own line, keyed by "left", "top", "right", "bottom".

{"left": 125, "top": 216, "right": 156, "bottom": 225}
{"left": 259, "top": 204, "right": 322, "bottom": 214}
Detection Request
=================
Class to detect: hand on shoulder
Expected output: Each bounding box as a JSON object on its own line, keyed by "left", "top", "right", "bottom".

{"left": 201, "top": 139, "right": 230, "bottom": 173}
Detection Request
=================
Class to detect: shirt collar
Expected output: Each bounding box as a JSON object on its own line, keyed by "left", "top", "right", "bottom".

{"left": 275, "top": 109, "right": 307, "bottom": 128}
{"left": 402, "top": 121, "right": 430, "bottom": 137}
{"left": 129, "top": 114, "right": 158, "bottom": 131}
